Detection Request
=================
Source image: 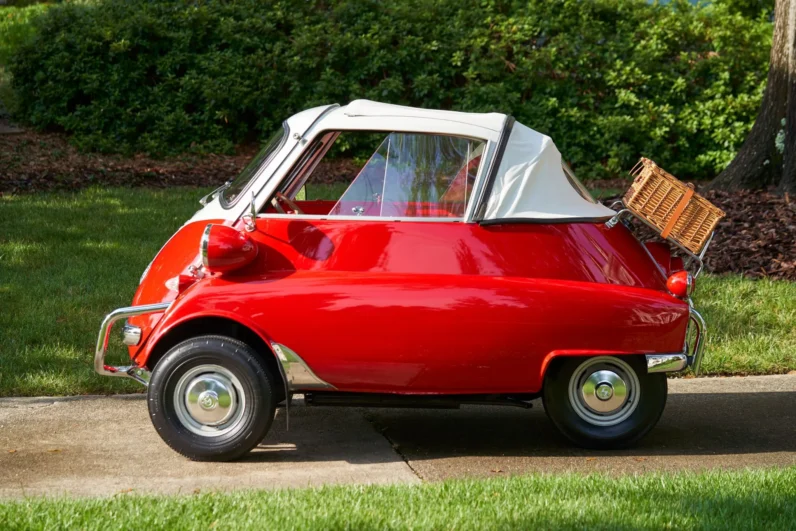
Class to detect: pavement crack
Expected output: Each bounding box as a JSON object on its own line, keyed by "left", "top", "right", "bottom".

{"left": 361, "top": 410, "right": 425, "bottom": 482}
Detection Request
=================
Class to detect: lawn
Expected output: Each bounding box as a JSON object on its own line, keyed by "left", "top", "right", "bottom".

{"left": 1, "top": 468, "right": 794, "bottom": 530}
{"left": 1, "top": 187, "right": 794, "bottom": 397}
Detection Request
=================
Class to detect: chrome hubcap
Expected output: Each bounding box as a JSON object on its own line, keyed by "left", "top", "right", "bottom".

{"left": 185, "top": 373, "right": 236, "bottom": 426}
{"left": 568, "top": 357, "right": 640, "bottom": 427}
{"left": 582, "top": 370, "right": 627, "bottom": 413}
{"left": 173, "top": 364, "right": 245, "bottom": 437}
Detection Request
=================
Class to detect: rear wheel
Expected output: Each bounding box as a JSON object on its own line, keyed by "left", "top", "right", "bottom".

{"left": 542, "top": 355, "right": 666, "bottom": 449}
{"left": 148, "top": 335, "right": 277, "bottom": 461}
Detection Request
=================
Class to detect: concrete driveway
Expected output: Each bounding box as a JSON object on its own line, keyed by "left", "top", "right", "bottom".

{"left": 0, "top": 375, "right": 794, "bottom": 497}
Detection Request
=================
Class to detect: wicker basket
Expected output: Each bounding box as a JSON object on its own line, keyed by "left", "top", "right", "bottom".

{"left": 623, "top": 158, "right": 725, "bottom": 255}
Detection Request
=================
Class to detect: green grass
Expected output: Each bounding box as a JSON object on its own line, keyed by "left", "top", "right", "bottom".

{"left": 1, "top": 469, "right": 794, "bottom": 529}
{"left": 0, "top": 187, "right": 794, "bottom": 397}
{"left": 0, "top": 187, "right": 213, "bottom": 396}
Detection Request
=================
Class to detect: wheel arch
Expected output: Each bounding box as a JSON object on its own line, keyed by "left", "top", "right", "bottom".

{"left": 143, "top": 314, "right": 286, "bottom": 398}
{"left": 539, "top": 350, "right": 645, "bottom": 387}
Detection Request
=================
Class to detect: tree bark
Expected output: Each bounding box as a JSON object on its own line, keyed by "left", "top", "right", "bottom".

{"left": 780, "top": 0, "right": 796, "bottom": 195}
{"left": 710, "top": 0, "right": 795, "bottom": 192}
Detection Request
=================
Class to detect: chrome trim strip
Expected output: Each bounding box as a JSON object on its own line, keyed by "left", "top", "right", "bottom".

{"left": 689, "top": 307, "right": 706, "bottom": 375}
{"left": 646, "top": 353, "right": 688, "bottom": 373}
{"left": 270, "top": 342, "right": 335, "bottom": 391}
{"left": 255, "top": 214, "right": 463, "bottom": 223}
{"left": 95, "top": 302, "right": 171, "bottom": 386}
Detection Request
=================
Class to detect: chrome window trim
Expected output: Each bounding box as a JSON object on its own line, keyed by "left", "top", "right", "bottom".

{"left": 244, "top": 106, "right": 341, "bottom": 221}
{"left": 256, "top": 214, "right": 463, "bottom": 223}
{"left": 464, "top": 141, "right": 496, "bottom": 223}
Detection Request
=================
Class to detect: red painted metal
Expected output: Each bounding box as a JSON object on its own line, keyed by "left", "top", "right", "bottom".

{"left": 126, "top": 218, "right": 223, "bottom": 358}
{"left": 202, "top": 224, "right": 258, "bottom": 273}
{"left": 128, "top": 210, "right": 690, "bottom": 395}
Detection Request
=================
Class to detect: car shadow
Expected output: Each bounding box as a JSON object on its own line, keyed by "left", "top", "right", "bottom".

{"left": 243, "top": 391, "right": 796, "bottom": 464}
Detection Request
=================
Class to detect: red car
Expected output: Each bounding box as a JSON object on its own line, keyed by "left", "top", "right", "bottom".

{"left": 96, "top": 101, "right": 708, "bottom": 461}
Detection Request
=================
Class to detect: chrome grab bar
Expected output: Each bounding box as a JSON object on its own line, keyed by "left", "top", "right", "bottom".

{"left": 95, "top": 302, "right": 171, "bottom": 386}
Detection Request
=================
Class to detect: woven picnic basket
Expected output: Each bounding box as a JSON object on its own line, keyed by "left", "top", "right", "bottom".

{"left": 623, "top": 158, "right": 725, "bottom": 255}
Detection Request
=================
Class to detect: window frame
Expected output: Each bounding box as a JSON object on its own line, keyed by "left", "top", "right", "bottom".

{"left": 258, "top": 128, "right": 490, "bottom": 223}
{"left": 220, "top": 122, "right": 289, "bottom": 209}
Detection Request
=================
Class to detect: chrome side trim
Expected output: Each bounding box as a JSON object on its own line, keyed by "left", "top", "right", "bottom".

{"left": 95, "top": 302, "right": 171, "bottom": 386}
{"left": 270, "top": 343, "right": 335, "bottom": 391}
{"left": 689, "top": 307, "right": 706, "bottom": 375}
{"left": 646, "top": 353, "right": 688, "bottom": 373}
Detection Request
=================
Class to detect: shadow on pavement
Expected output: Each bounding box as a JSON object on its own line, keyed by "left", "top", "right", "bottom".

{"left": 246, "top": 391, "right": 796, "bottom": 467}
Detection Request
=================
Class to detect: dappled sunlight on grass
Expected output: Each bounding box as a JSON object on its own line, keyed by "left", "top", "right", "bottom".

{"left": 0, "top": 186, "right": 211, "bottom": 396}
{"left": 698, "top": 276, "right": 796, "bottom": 375}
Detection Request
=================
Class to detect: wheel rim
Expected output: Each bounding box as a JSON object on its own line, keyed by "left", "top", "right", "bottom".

{"left": 567, "top": 357, "right": 640, "bottom": 427}
{"left": 173, "top": 364, "right": 246, "bottom": 437}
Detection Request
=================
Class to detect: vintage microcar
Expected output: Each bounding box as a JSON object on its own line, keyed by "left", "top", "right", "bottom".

{"left": 95, "top": 100, "right": 708, "bottom": 461}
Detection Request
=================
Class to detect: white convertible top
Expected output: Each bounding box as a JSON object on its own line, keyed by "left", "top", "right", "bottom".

{"left": 482, "top": 122, "right": 615, "bottom": 221}
{"left": 338, "top": 100, "right": 613, "bottom": 221}
{"left": 343, "top": 99, "right": 506, "bottom": 132}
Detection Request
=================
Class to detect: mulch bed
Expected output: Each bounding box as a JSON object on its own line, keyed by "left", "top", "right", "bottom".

{"left": 1, "top": 129, "right": 794, "bottom": 280}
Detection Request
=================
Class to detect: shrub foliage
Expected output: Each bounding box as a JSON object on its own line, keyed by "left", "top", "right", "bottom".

{"left": 8, "top": 0, "right": 772, "bottom": 179}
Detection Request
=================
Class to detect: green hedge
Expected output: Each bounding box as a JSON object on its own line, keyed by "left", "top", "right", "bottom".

{"left": 8, "top": 0, "right": 772, "bottom": 179}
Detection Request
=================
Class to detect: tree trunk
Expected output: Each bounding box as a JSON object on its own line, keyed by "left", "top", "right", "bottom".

{"left": 710, "top": 0, "right": 795, "bottom": 192}
{"left": 780, "top": 0, "right": 796, "bottom": 195}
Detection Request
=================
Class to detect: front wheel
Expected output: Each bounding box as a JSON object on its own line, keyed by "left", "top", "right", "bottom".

{"left": 148, "top": 335, "right": 277, "bottom": 461}
{"left": 542, "top": 355, "right": 667, "bottom": 449}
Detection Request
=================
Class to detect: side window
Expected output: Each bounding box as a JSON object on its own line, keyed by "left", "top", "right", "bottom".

{"left": 270, "top": 131, "right": 485, "bottom": 219}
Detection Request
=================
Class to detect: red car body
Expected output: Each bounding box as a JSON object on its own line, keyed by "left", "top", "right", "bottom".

{"left": 126, "top": 216, "right": 689, "bottom": 395}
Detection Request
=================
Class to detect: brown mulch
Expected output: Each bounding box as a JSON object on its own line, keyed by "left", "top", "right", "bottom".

{"left": 0, "top": 129, "right": 360, "bottom": 192}
{"left": 1, "top": 129, "right": 794, "bottom": 280}
{"left": 703, "top": 189, "right": 796, "bottom": 280}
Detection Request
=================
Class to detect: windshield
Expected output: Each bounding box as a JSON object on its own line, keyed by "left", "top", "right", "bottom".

{"left": 221, "top": 124, "right": 287, "bottom": 206}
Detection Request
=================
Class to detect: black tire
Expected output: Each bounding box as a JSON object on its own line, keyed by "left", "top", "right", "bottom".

{"left": 147, "top": 335, "right": 277, "bottom": 461}
{"left": 542, "top": 355, "right": 667, "bottom": 449}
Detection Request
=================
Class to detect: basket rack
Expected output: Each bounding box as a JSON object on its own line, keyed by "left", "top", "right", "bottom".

{"left": 604, "top": 158, "right": 724, "bottom": 278}
{"left": 606, "top": 205, "right": 715, "bottom": 277}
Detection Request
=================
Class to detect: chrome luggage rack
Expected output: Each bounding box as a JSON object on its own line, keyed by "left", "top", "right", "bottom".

{"left": 605, "top": 201, "right": 715, "bottom": 278}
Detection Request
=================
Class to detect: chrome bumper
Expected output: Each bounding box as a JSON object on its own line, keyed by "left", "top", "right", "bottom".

{"left": 687, "top": 306, "right": 706, "bottom": 375}
{"left": 645, "top": 306, "right": 706, "bottom": 375}
{"left": 95, "top": 302, "right": 170, "bottom": 386}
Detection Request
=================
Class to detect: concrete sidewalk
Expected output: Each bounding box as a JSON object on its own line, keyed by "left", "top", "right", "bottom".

{"left": 0, "top": 375, "right": 794, "bottom": 497}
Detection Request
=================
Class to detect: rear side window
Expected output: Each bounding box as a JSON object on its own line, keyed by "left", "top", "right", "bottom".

{"left": 222, "top": 125, "right": 287, "bottom": 207}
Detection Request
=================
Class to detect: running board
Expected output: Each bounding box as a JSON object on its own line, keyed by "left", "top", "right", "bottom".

{"left": 303, "top": 392, "right": 536, "bottom": 409}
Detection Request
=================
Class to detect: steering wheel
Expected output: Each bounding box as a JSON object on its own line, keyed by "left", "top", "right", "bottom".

{"left": 271, "top": 192, "right": 304, "bottom": 215}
